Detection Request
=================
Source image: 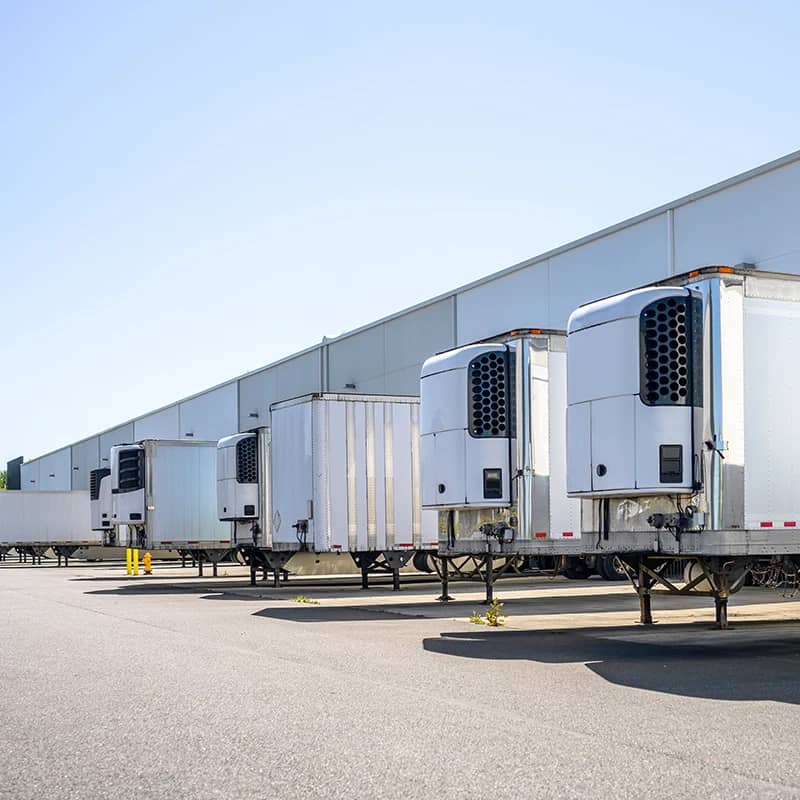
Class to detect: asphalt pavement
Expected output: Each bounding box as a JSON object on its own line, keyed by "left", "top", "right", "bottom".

{"left": 3, "top": 562, "right": 800, "bottom": 799}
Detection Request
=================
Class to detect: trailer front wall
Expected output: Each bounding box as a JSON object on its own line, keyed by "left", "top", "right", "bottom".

{"left": 270, "top": 396, "right": 436, "bottom": 552}
{"left": 147, "top": 442, "right": 232, "bottom": 548}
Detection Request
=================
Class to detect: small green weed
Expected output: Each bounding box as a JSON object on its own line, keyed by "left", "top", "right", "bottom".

{"left": 469, "top": 598, "right": 508, "bottom": 627}
{"left": 292, "top": 595, "right": 320, "bottom": 605}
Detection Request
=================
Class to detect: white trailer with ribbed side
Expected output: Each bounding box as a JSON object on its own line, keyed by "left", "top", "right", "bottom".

{"left": 566, "top": 266, "right": 800, "bottom": 627}
{"left": 111, "top": 439, "right": 233, "bottom": 575}
{"left": 217, "top": 393, "right": 438, "bottom": 588}
{"left": 0, "top": 490, "right": 97, "bottom": 565}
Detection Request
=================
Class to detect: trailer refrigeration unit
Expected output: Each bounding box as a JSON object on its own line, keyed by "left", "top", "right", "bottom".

{"left": 566, "top": 266, "right": 800, "bottom": 627}
{"left": 420, "top": 330, "right": 611, "bottom": 601}
{"left": 217, "top": 393, "right": 438, "bottom": 589}
{"left": 111, "top": 439, "right": 232, "bottom": 575}
{"left": 0, "top": 490, "right": 97, "bottom": 566}
{"left": 89, "top": 468, "right": 115, "bottom": 544}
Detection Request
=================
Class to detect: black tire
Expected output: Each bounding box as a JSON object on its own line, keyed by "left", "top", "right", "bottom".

{"left": 598, "top": 555, "right": 626, "bottom": 581}
{"left": 563, "top": 559, "right": 591, "bottom": 580}
{"left": 412, "top": 551, "right": 434, "bottom": 573}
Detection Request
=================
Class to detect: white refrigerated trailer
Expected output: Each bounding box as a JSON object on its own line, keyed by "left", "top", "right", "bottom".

{"left": 420, "top": 330, "right": 617, "bottom": 600}
{"left": 566, "top": 266, "right": 800, "bottom": 626}
{"left": 111, "top": 439, "right": 233, "bottom": 575}
{"left": 217, "top": 393, "right": 438, "bottom": 588}
{"left": 0, "top": 490, "right": 97, "bottom": 565}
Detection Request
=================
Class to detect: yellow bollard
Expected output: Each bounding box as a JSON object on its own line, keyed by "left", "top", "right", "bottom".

{"left": 143, "top": 552, "right": 152, "bottom": 575}
{"left": 126, "top": 548, "right": 132, "bottom": 575}
{"left": 133, "top": 548, "right": 140, "bottom": 576}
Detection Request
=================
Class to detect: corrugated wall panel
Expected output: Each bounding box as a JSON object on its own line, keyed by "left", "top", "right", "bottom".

{"left": 547, "top": 214, "right": 669, "bottom": 325}
{"left": 20, "top": 460, "right": 39, "bottom": 489}
{"left": 457, "top": 214, "right": 669, "bottom": 343}
{"left": 71, "top": 438, "right": 100, "bottom": 490}
{"left": 384, "top": 298, "right": 454, "bottom": 374}
{"left": 328, "top": 326, "right": 386, "bottom": 392}
{"left": 179, "top": 383, "right": 238, "bottom": 441}
{"left": 457, "top": 261, "right": 550, "bottom": 343}
{"left": 36, "top": 449, "right": 72, "bottom": 491}
{"left": 237, "top": 351, "right": 322, "bottom": 432}
{"left": 674, "top": 160, "right": 800, "bottom": 274}
{"left": 238, "top": 368, "right": 277, "bottom": 431}
{"left": 133, "top": 406, "right": 179, "bottom": 440}
{"left": 99, "top": 423, "right": 135, "bottom": 466}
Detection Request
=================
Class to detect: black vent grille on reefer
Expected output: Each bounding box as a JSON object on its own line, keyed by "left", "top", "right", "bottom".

{"left": 236, "top": 436, "right": 258, "bottom": 483}
{"left": 117, "top": 449, "right": 145, "bottom": 493}
{"left": 468, "top": 350, "right": 514, "bottom": 438}
{"left": 89, "top": 468, "right": 110, "bottom": 501}
{"left": 640, "top": 294, "right": 703, "bottom": 406}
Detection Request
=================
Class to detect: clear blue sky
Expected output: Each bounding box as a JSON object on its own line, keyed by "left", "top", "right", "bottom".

{"left": 2, "top": 0, "right": 799, "bottom": 465}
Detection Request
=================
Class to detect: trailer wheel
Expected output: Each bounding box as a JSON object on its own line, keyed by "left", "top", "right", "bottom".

{"left": 598, "top": 555, "right": 627, "bottom": 581}
{"left": 412, "top": 551, "right": 434, "bottom": 573}
{"left": 563, "top": 559, "right": 590, "bottom": 580}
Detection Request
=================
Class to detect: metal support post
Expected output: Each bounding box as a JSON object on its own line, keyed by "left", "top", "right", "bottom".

{"left": 483, "top": 554, "right": 495, "bottom": 605}
{"left": 638, "top": 561, "right": 653, "bottom": 625}
{"left": 437, "top": 557, "right": 453, "bottom": 602}
{"left": 212, "top": 562, "right": 218, "bottom": 578}
{"left": 197, "top": 555, "right": 203, "bottom": 577}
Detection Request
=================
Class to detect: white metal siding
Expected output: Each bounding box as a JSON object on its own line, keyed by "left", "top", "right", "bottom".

{"left": 133, "top": 406, "right": 179, "bottom": 440}
{"left": 457, "top": 215, "right": 669, "bottom": 343}
{"left": 35, "top": 449, "right": 72, "bottom": 492}
{"left": 237, "top": 368, "right": 277, "bottom": 431}
{"left": 328, "top": 326, "right": 386, "bottom": 392}
{"left": 22, "top": 151, "right": 800, "bottom": 469}
{"left": 20, "top": 460, "right": 40, "bottom": 489}
{"left": 675, "top": 160, "right": 800, "bottom": 274}
{"left": 179, "top": 382, "right": 237, "bottom": 441}
{"left": 71, "top": 438, "right": 100, "bottom": 490}
{"left": 99, "top": 424, "right": 135, "bottom": 465}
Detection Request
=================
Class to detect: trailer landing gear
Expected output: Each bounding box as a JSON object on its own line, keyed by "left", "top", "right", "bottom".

{"left": 618, "top": 556, "right": 746, "bottom": 629}
{"left": 54, "top": 546, "right": 78, "bottom": 568}
{"left": 351, "top": 551, "right": 414, "bottom": 591}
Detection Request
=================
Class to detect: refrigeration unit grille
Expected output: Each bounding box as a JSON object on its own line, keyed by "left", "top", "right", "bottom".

{"left": 89, "top": 468, "right": 110, "bottom": 500}
{"left": 640, "top": 295, "right": 702, "bottom": 407}
{"left": 118, "top": 449, "right": 145, "bottom": 493}
{"left": 236, "top": 436, "right": 258, "bottom": 484}
{"left": 468, "top": 351, "right": 512, "bottom": 438}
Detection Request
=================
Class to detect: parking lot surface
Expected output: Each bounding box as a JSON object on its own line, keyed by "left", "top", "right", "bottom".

{"left": 3, "top": 561, "right": 800, "bottom": 799}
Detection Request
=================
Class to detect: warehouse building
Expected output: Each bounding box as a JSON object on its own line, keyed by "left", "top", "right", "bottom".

{"left": 13, "top": 149, "right": 800, "bottom": 489}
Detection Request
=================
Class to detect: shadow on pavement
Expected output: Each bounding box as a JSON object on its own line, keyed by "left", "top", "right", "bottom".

{"left": 252, "top": 606, "right": 429, "bottom": 622}
{"left": 422, "top": 623, "right": 800, "bottom": 704}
